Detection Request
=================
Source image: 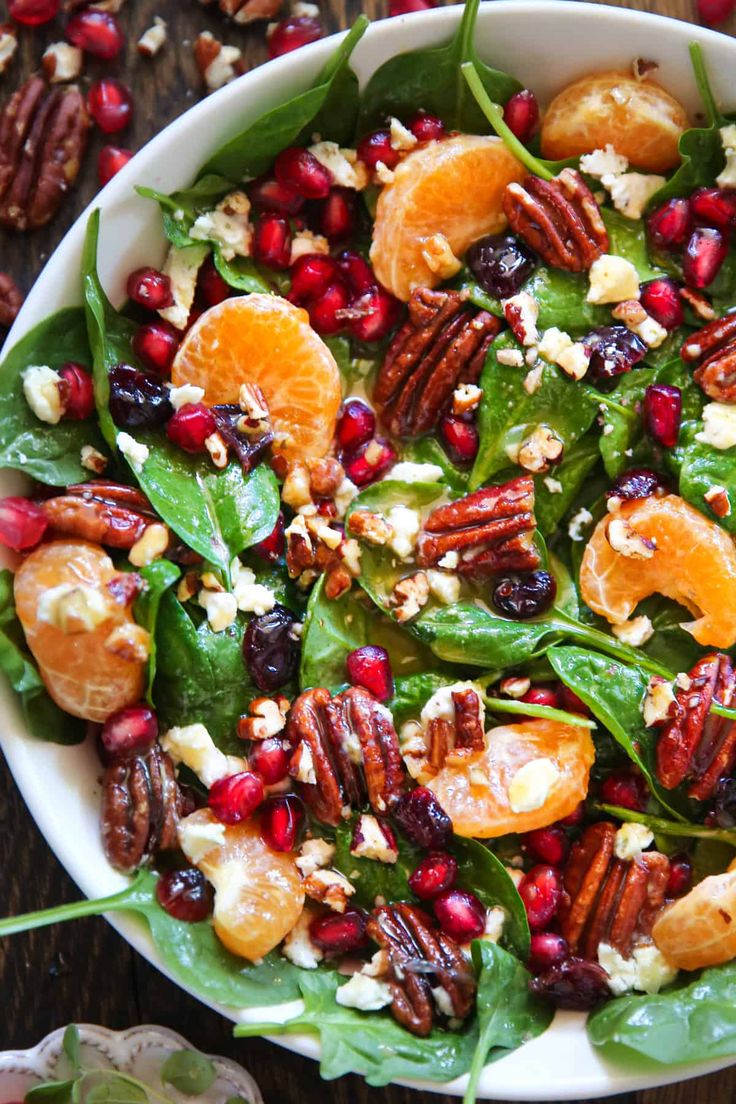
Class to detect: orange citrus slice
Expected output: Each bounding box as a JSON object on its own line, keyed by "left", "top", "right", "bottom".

{"left": 540, "top": 71, "right": 689, "bottom": 172}
{"left": 171, "top": 294, "right": 341, "bottom": 460}
{"left": 426, "top": 719, "right": 594, "bottom": 838}
{"left": 653, "top": 869, "right": 736, "bottom": 970}
{"left": 14, "top": 540, "right": 146, "bottom": 723}
{"left": 370, "top": 134, "right": 525, "bottom": 301}
{"left": 579, "top": 494, "right": 736, "bottom": 648}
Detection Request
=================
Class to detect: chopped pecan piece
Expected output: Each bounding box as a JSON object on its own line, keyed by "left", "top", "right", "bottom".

{"left": 682, "top": 314, "right": 736, "bottom": 403}
{"left": 559, "top": 822, "right": 670, "bottom": 960}
{"left": 41, "top": 480, "right": 159, "bottom": 550}
{"left": 0, "top": 75, "right": 90, "bottom": 231}
{"left": 220, "top": 0, "right": 282, "bottom": 20}
{"left": 285, "top": 513, "right": 360, "bottom": 598}
{"left": 427, "top": 687, "right": 485, "bottom": 770}
{"left": 417, "top": 475, "right": 540, "bottom": 578}
{"left": 366, "top": 903, "right": 476, "bottom": 1036}
{"left": 374, "top": 288, "right": 500, "bottom": 437}
{"left": 391, "top": 571, "right": 429, "bottom": 622}
{"left": 503, "top": 169, "right": 609, "bottom": 273}
{"left": 655, "top": 653, "right": 736, "bottom": 800}
{"left": 0, "top": 271, "right": 23, "bottom": 328}
{"left": 287, "top": 686, "right": 404, "bottom": 825}
{"left": 101, "top": 744, "right": 182, "bottom": 873}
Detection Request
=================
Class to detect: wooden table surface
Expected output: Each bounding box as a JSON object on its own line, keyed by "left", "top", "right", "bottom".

{"left": 2, "top": 0, "right": 736, "bottom": 1100}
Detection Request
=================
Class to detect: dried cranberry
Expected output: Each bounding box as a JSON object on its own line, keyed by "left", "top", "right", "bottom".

{"left": 309, "top": 907, "right": 367, "bottom": 952}
{"left": 666, "top": 853, "right": 693, "bottom": 897}
{"left": 439, "top": 414, "right": 479, "bottom": 465}
{"left": 156, "top": 867, "right": 213, "bottom": 923}
{"left": 644, "top": 383, "right": 681, "bottom": 448}
{"left": 599, "top": 769, "right": 649, "bottom": 812}
{"left": 318, "top": 187, "right": 358, "bottom": 242}
{"left": 209, "top": 771, "right": 264, "bottom": 824}
{"left": 711, "top": 776, "right": 736, "bottom": 827}
{"left": 98, "top": 146, "right": 133, "bottom": 186}
{"left": 466, "top": 233, "right": 538, "bottom": 299}
{"left": 528, "top": 932, "right": 569, "bottom": 973}
{"left": 389, "top": 0, "right": 436, "bottom": 13}
{"left": 290, "top": 254, "right": 339, "bottom": 303}
{"left": 126, "top": 267, "right": 173, "bottom": 312}
{"left": 249, "top": 737, "right": 290, "bottom": 785}
{"left": 518, "top": 864, "right": 562, "bottom": 930}
{"left": 408, "top": 852, "right": 458, "bottom": 900}
{"left": 697, "top": 0, "right": 736, "bottom": 28}
{"left": 639, "top": 277, "right": 684, "bottom": 331}
{"left": 394, "top": 786, "right": 452, "bottom": 850}
{"left": 8, "top": 0, "right": 59, "bottom": 25}
{"left": 243, "top": 603, "right": 299, "bottom": 692}
{"left": 608, "top": 467, "right": 669, "bottom": 501}
{"left": 348, "top": 286, "right": 402, "bottom": 343}
{"left": 248, "top": 175, "right": 304, "bottom": 215}
{"left": 434, "top": 888, "right": 486, "bottom": 942}
{"left": 690, "top": 186, "right": 736, "bottom": 230}
{"left": 66, "top": 10, "right": 124, "bottom": 59}
{"left": 100, "top": 705, "right": 158, "bottom": 760}
{"left": 132, "top": 321, "right": 180, "bottom": 375}
{"left": 346, "top": 644, "right": 394, "bottom": 702}
{"left": 557, "top": 685, "right": 590, "bottom": 716}
{"left": 585, "top": 325, "right": 646, "bottom": 387}
{"left": 274, "top": 147, "right": 333, "bottom": 200}
{"left": 166, "top": 403, "right": 216, "bottom": 454}
{"left": 59, "top": 362, "right": 94, "bottom": 420}
{"left": 337, "top": 250, "right": 376, "bottom": 295}
{"left": 253, "top": 213, "right": 292, "bottom": 270}
{"left": 308, "top": 281, "right": 350, "bottom": 336}
{"left": 198, "top": 256, "right": 231, "bottom": 307}
{"left": 252, "top": 512, "right": 285, "bottom": 562}
{"left": 267, "top": 14, "right": 324, "bottom": 58}
{"left": 260, "top": 793, "right": 304, "bottom": 851}
{"left": 0, "top": 497, "right": 48, "bottom": 552}
{"left": 408, "top": 111, "right": 446, "bottom": 142}
{"left": 342, "top": 438, "right": 396, "bottom": 485}
{"left": 522, "top": 827, "right": 569, "bottom": 866}
{"left": 503, "top": 89, "right": 540, "bottom": 144}
{"left": 647, "top": 197, "right": 691, "bottom": 250}
{"left": 108, "top": 363, "right": 173, "bottom": 430}
{"left": 530, "top": 956, "right": 610, "bottom": 1009}
{"left": 683, "top": 227, "right": 728, "bottom": 289}
{"left": 336, "top": 399, "right": 375, "bottom": 453}
{"left": 492, "top": 571, "right": 557, "bottom": 620}
{"left": 356, "top": 130, "right": 400, "bottom": 172}
{"left": 87, "top": 79, "right": 133, "bottom": 135}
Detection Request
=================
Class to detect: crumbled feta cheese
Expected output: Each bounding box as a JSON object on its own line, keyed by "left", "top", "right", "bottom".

{"left": 607, "top": 517, "right": 656, "bottom": 559}
{"left": 420, "top": 233, "right": 462, "bottom": 280}
{"left": 350, "top": 814, "right": 399, "bottom": 863}
{"left": 696, "top": 402, "right": 736, "bottom": 450}
{"left": 336, "top": 973, "right": 393, "bottom": 1010}
{"left": 388, "top": 461, "right": 444, "bottom": 483}
{"left": 296, "top": 838, "right": 336, "bottom": 877}
{"left": 117, "top": 431, "right": 150, "bottom": 474}
{"left": 41, "top": 41, "right": 82, "bottom": 82}
{"left": 159, "top": 243, "right": 208, "bottom": 329}
{"left": 615, "top": 821, "right": 654, "bottom": 861}
{"left": 80, "top": 445, "right": 108, "bottom": 474}
{"left": 480, "top": 906, "right": 506, "bottom": 944}
{"left": 129, "top": 523, "right": 169, "bottom": 567}
{"left": 587, "top": 255, "right": 640, "bottom": 304}
{"left": 282, "top": 910, "right": 324, "bottom": 969}
{"left": 161, "top": 723, "right": 245, "bottom": 787}
{"left": 579, "top": 145, "right": 629, "bottom": 178}
{"left": 289, "top": 229, "right": 330, "bottom": 263}
{"left": 568, "top": 507, "right": 593, "bottom": 542}
{"left": 292, "top": 740, "right": 317, "bottom": 785}
{"left": 190, "top": 195, "right": 252, "bottom": 262}
{"left": 389, "top": 116, "right": 418, "bottom": 151}
{"left": 304, "top": 868, "right": 355, "bottom": 912}
{"left": 421, "top": 681, "right": 485, "bottom": 730}
{"left": 601, "top": 172, "right": 666, "bottom": 220}
{"left": 427, "top": 569, "right": 461, "bottom": 605}
{"left": 598, "top": 941, "right": 678, "bottom": 995}
{"left": 641, "top": 676, "right": 676, "bottom": 727}
{"left": 438, "top": 550, "right": 459, "bottom": 570}
{"left": 496, "top": 347, "right": 525, "bottom": 367}
{"left": 37, "top": 583, "right": 112, "bottom": 634}
{"left": 557, "top": 342, "right": 590, "bottom": 381}
{"left": 507, "top": 757, "right": 560, "bottom": 813}
{"left": 385, "top": 505, "right": 421, "bottom": 560}
{"left": 231, "top": 560, "right": 276, "bottom": 615}
{"left": 543, "top": 476, "right": 563, "bottom": 494}
{"left": 22, "top": 365, "right": 63, "bottom": 425}
{"left": 178, "top": 814, "right": 226, "bottom": 864}
{"left": 716, "top": 124, "right": 736, "bottom": 189}
{"left": 375, "top": 161, "right": 395, "bottom": 185}
{"left": 612, "top": 615, "right": 654, "bottom": 646}
{"left": 538, "top": 327, "right": 573, "bottom": 365}
{"left": 333, "top": 477, "right": 359, "bottom": 518}
{"left": 138, "top": 16, "right": 167, "bottom": 56}
{"left": 169, "top": 383, "right": 205, "bottom": 411}
{"left": 198, "top": 588, "right": 237, "bottom": 632}
{"left": 309, "top": 140, "right": 369, "bottom": 190}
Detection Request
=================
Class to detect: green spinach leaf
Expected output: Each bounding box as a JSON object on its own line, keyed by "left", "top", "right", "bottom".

{"left": 133, "top": 559, "right": 181, "bottom": 701}
{"left": 453, "top": 837, "right": 530, "bottom": 959}
{"left": 535, "top": 435, "right": 600, "bottom": 536}
{"left": 137, "top": 175, "right": 233, "bottom": 247}
{"left": 462, "top": 265, "right": 609, "bottom": 334}
{"left": 389, "top": 671, "right": 460, "bottom": 728}
{"left": 333, "top": 817, "right": 420, "bottom": 908}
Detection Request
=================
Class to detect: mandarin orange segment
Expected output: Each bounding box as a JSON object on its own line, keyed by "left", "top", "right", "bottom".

{"left": 14, "top": 540, "right": 145, "bottom": 723}
{"left": 426, "top": 719, "right": 594, "bottom": 838}
{"left": 540, "top": 71, "right": 689, "bottom": 173}
{"left": 184, "top": 809, "right": 304, "bottom": 961}
{"left": 579, "top": 494, "right": 736, "bottom": 648}
{"left": 370, "top": 135, "right": 525, "bottom": 301}
{"left": 171, "top": 294, "right": 341, "bottom": 461}
{"left": 653, "top": 870, "right": 736, "bottom": 970}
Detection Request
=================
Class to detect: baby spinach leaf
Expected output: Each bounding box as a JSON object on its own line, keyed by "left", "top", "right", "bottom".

{"left": 635, "top": 594, "right": 706, "bottom": 674}
{"left": 453, "top": 838, "right": 530, "bottom": 960}
{"left": 203, "top": 17, "right": 368, "bottom": 180}
{"left": 389, "top": 671, "right": 459, "bottom": 728}
{"left": 25, "top": 1081, "right": 77, "bottom": 1104}
{"left": 333, "top": 817, "right": 420, "bottom": 908}
{"left": 534, "top": 435, "right": 600, "bottom": 536}
{"left": 401, "top": 436, "right": 470, "bottom": 497}
{"left": 674, "top": 423, "right": 736, "bottom": 534}
{"left": 212, "top": 252, "right": 274, "bottom": 295}
{"left": 137, "top": 175, "right": 234, "bottom": 247}
{"left": 0, "top": 307, "right": 108, "bottom": 486}
{"left": 602, "top": 209, "right": 663, "bottom": 282}
{"left": 160, "top": 1051, "right": 216, "bottom": 1096}
{"left": 133, "top": 559, "right": 181, "bottom": 701}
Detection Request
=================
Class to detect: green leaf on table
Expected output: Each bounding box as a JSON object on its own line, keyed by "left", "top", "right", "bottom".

{"left": 134, "top": 559, "right": 181, "bottom": 702}
{"left": 453, "top": 838, "right": 530, "bottom": 959}
{"left": 0, "top": 307, "right": 108, "bottom": 486}
{"left": 160, "top": 1051, "right": 216, "bottom": 1096}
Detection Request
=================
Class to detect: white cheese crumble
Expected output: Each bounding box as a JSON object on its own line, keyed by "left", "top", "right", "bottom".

{"left": 496, "top": 347, "right": 525, "bottom": 367}
{"left": 612, "top": 615, "right": 654, "bottom": 646}
{"left": 169, "top": 383, "right": 205, "bottom": 411}
{"left": 587, "top": 255, "right": 640, "bottom": 304}
{"left": 159, "top": 243, "right": 208, "bottom": 329}
{"left": 389, "top": 116, "right": 418, "bottom": 151}
{"left": 282, "top": 910, "right": 324, "bottom": 969}
{"left": 336, "top": 973, "right": 393, "bottom": 1011}
{"left": 614, "top": 821, "right": 654, "bottom": 861}
{"left": 22, "top": 365, "right": 63, "bottom": 425}
{"left": 568, "top": 507, "right": 593, "bottom": 542}
{"left": 641, "top": 676, "right": 676, "bottom": 727}
{"left": 117, "top": 431, "right": 150, "bottom": 474}
{"left": 231, "top": 559, "right": 276, "bottom": 615}
{"left": 579, "top": 145, "right": 629, "bottom": 178}
{"left": 388, "top": 461, "right": 444, "bottom": 483}
{"left": 716, "top": 124, "right": 736, "bottom": 189}
{"left": 438, "top": 550, "right": 459, "bottom": 570}
{"left": 557, "top": 342, "right": 590, "bottom": 381}
{"left": 290, "top": 230, "right": 330, "bottom": 263}
{"left": 543, "top": 476, "right": 563, "bottom": 494}
{"left": 334, "top": 477, "right": 359, "bottom": 518}
{"left": 161, "top": 723, "right": 245, "bottom": 787}
{"left": 296, "top": 838, "right": 336, "bottom": 877}
{"left": 601, "top": 172, "right": 666, "bottom": 220}
{"left": 385, "top": 505, "right": 421, "bottom": 560}
{"left": 507, "top": 757, "right": 560, "bottom": 813}
{"left": 178, "top": 814, "right": 226, "bottom": 864}
{"left": 427, "top": 569, "right": 461, "bottom": 606}
{"left": 37, "top": 583, "right": 112, "bottom": 634}
{"left": 198, "top": 588, "right": 237, "bottom": 633}
{"left": 598, "top": 941, "right": 678, "bottom": 995}
{"left": 537, "top": 327, "right": 573, "bottom": 364}
{"left": 190, "top": 193, "right": 252, "bottom": 262}
{"left": 696, "top": 402, "right": 736, "bottom": 450}
{"left": 308, "top": 140, "right": 369, "bottom": 190}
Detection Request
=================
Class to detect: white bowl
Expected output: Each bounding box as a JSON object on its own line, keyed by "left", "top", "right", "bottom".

{"left": 2, "top": 2, "right": 736, "bottom": 1098}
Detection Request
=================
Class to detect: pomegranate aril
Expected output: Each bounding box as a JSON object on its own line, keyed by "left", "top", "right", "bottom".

{"left": 439, "top": 414, "right": 479, "bottom": 465}
{"left": 644, "top": 383, "right": 681, "bottom": 448}
{"left": 209, "top": 771, "right": 264, "bottom": 825}
{"left": 66, "top": 10, "right": 124, "bottom": 59}
{"left": 198, "top": 256, "right": 231, "bottom": 307}
{"left": 697, "top": 0, "right": 736, "bottom": 25}
{"left": 683, "top": 227, "right": 728, "bottom": 289}
{"left": 260, "top": 793, "right": 304, "bottom": 851}
{"left": 647, "top": 197, "right": 691, "bottom": 250}
{"left": 558, "top": 801, "right": 585, "bottom": 827}
{"left": 356, "top": 130, "right": 400, "bottom": 172}
{"left": 346, "top": 644, "right": 394, "bottom": 702}
{"left": 528, "top": 931, "right": 569, "bottom": 972}
{"left": 503, "top": 89, "right": 540, "bottom": 144}
{"left": 434, "top": 888, "right": 486, "bottom": 942}
{"left": 166, "top": 402, "right": 216, "bottom": 454}
{"left": 126, "top": 267, "right": 173, "bottom": 311}
{"left": 557, "top": 685, "right": 590, "bottom": 716}
{"left": 394, "top": 786, "right": 452, "bottom": 850}
{"left": 666, "top": 853, "right": 693, "bottom": 897}
{"left": 521, "top": 686, "right": 560, "bottom": 710}
{"left": 640, "top": 277, "right": 684, "bottom": 330}
{"left": 342, "top": 438, "right": 396, "bottom": 486}
{"left": 308, "top": 281, "right": 350, "bottom": 335}
{"left": 318, "top": 187, "right": 358, "bottom": 242}
{"left": 336, "top": 399, "right": 375, "bottom": 452}
{"left": 253, "top": 213, "right": 292, "bottom": 271}
{"left": 337, "top": 250, "right": 376, "bottom": 295}
{"left": 522, "top": 827, "right": 569, "bottom": 866}
{"left": 690, "top": 186, "right": 736, "bottom": 230}
{"left": 8, "top": 0, "right": 59, "bottom": 25}
{"left": 58, "top": 362, "right": 94, "bottom": 420}
{"left": 0, "top": 497, "right": 48, "bottom": 552}
{"left": 252, "top": 512, "right": 285, "bottom": 563}
{"left": 156, "top": 867, "right": 213, "bottom": 923}
{"left": 408, "top": 851, "right": 458, "bottom": 900}
{"left": 248, "top": 175, "right": 304, "bottom": 215}
{"left": 599, "top": 769, "right": 649, "bottom": 812}
{"left": 290, "top": 253, "right": 339, "bottom": 303}
{"left": 101, "top": 704, "right": 158, "bottom": 760}
{"left": 248, "top": 737, "right": 290, "bottom": 785}
{"left": 518, "top": 864, "right": 562, "bottom": 930}
{"left": 88, "top": 79, "right": 133, "bottom": 135}
{"left": 348, "top": 286, "right": 402, "bottom": 343}
{"left": 132, "top": 320, "right": 180, "bottom": 375}
{"left": 267, "top": 14, "right": 324, "bottom": 59}
{"left": 389, "top": 0, "right": 436, "bottom": 14}
{"left": 309, "top": 907, "right": 367, "bottom": 953}
{"left": 408, "top": 111, "right": 446, "bottom": 143}
{"left": 274, "top": 147, "right": 333, "bottom": 200}
{"left": 98, "top": 146, "right": 133, "bottom": 186}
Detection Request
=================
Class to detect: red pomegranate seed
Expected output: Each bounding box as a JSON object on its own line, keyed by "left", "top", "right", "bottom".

{"left": 346, "top": 644, "right": 394, "bottom": 702}
{"left": 647, "top": 197, "right": 691, "bottom": 250}
{"left": 58, "top": 362, "right": 94, "bottom": 420}
{"left": 503, "top": 89, "right": 540, "bottom": 144}
{"left": 253, "top": 213, "right": 292, "bottom": 270}
{"left": 639, "top": 277, "right": 684, "bottom": 330}
{"left": 518, "top": 864, "right": 562, "bottom": 930}
{"left": 599, "top": 769, "right": 649, "bottom": 811}
{"left": 522, "top": 827, "right": 569, "bottom": 866}
{"left": 274, "top": 147, "right": 333, "bottom": 200}
{"left": 389, "top": 0, "right": 436, "bottom": 14}
{"left": 319, "top": 187, "right": 358, "bottom": 242}
{"left": 267, "top": 14, "right": 324, "bottom": 59}
{"left": 309, "top": 907, "right": 367, "bottom": 953}
{"left": 252, "top": 512, "right": 285, "bottom": 562}
{"left": 439, "top": 414, "right": 479, "bottom": 464}
{"left": 558, "top": 801, "right": 585, "bottom": 827}
{"left": 666, "top": 853, "right": 693, "bottom": 897}
{"left": 193, "top": 258, "right": 228, "bottom": 309}
{"left": 394, "top": 786, "right": 453, "bottom": 849}
{"left": 209, "top": 771, "right": 264, "bottom": 825}
{"left": 166, "top": 403, "right": 216, "bottom": 453}
{"left": 356, "top": 130, "right": 400, "bottom": 172}
{"left": 248, "top": 175, "right": 304, "bottom": 215}
{"left": 132, "top": 320, "right": 180, "bottom": 375}
{"left": 683, "top": 226, "right": 728, "bottom": 288}
{"left": 0, "top": 497, "right": 48, "bottom": 552}
{"left": 408, "top": 852, "right": 458, "bottom": 900}
{"left": 521, "top": 686, "right": 560, "bottom": 710}
{"left": 126, "top": 267, "right": 173, "bottom": 311}
{"left": 528, "top": 931, "right": 569, "bottom": 972}
{"left": 87, "top": 78, "right": 133, "bottom": 135}
{"left": 697, "top": 0, "right": 736, "bottom": 25}
{"left": 408, "top": 111, "right": 446, "bottom": 143}
{"left": 644, "top": 383, "right": 682, "bottom": 448}
{"left": 248, "top": 737, "right": 290, "bottom": 785}
{"left": 66, "top": 9, "right": 124, "bottom": 59}
{"left": 98, "top": 145, "right": 133, "bottom": 186}
{"left": 8, "top": 0, "right": 59, "bottom": 24}
{"left": 260, "top": 793, "right": 304, "bottom": 851}
{"left": 557, "top": 685, "right": 590, "bottom": 716}
{"left": 290, "top": 253, "right": 339, "bottom": 302}
{"left": 156, "top": 867, "right": 213, "bottom": 923}
{"left": 101, "top": 704, "right": 157, "bottom": 759}
{"left": 690, "top": 186, "right": 736, "bottom": 230}
{"left": 337, "top": 250, "right": 376, "bottom": 295}
{"left": 336, "top": 399, "right": 376, "bottom": 452}
{"left": 348, "top": 286, "right": 402, "bottom": 343}
{"left": 308, "top": 281, "right": 350, "bottom": 335}
{"left": 434, "top": 888, "right": 486, "bottom": 942}
{"left": 342, "top": 438, "right": 396, "bottom": 485}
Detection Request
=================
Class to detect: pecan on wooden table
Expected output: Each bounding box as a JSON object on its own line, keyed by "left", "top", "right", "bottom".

{"left": 0, "top": 271, "right": 23, "bottom": 329}
{"left": 682, "top": 314, "right": 736, "bottom": 403}
{"left": 101, "top": 744, "right": 183, "bottom": 873}
{"left": 503, "top": 169, "right": 609, "bottom": 272}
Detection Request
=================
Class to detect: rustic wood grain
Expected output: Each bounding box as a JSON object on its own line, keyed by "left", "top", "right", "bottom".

{"left": 1, "top": 0, "right": 736, "bottom": 1101}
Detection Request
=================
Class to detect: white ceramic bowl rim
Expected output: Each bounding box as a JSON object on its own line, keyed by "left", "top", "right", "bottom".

{"left": 3, "top": 3, "right": 736, "bottom": 1098}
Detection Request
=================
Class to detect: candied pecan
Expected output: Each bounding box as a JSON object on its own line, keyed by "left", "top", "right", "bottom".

{"left": 374, "top": 288, "right": 500, "bottom": 437}
{"left": 41, "top": 481, "right": 159, "bottom": 550}
{"left": 428, "top": 688, "right": 485, "bottom": 770}
{"left": 0, "top": 272, "right": 23, "bottom": 328}
{"left": 366, "top": 903, "right": 476, "bottom": 1036}
{"left": 503, "top": 169, "right": 608, "bottom": 273}
{"left": 287, "top": 686, "right": 404, "bottom": 825}
{"left": 682, "top": 314, "right": 736, "bottom": 403}
{"left": 0, "top": 75, "right": 90, "bottom": 231}
{"left": 655, "top": 653, "right": 736, "bottom": 800}
{"left": 101, "top": 744, "right": 182, "bottom": 873}
{"left": 417, "top": 475, "right": 540, "bottom": 578}
{"left": 559, "top": 822, "right": 670, "bottom": 960}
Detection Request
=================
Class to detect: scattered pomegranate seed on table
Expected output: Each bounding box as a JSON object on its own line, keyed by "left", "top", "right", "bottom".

{"left": 8, "top": 0, "right": 59, "bottom": 25}
{"left": 98, "top": 146, "right": 134, "bottom": 186}
{"left": 58, "top": 362, "right": 95, "bottom": 420}
{"left": 644, "top": 383, "right": 682, "bottom": 448}
{"left": 0, "top": 497, "right": 48, "bottom": 552}
{"left": 346, "top": 644, "right": 394, "bottom": 701}
{"left": 87, "top": 79, "right": 133, "bottom": 135}
{"left": 65, "top": 10, "right": 125, "bottom": 60}
{"left": 209, "top": 771, "right": 265, "bottom": 825}
{"left": 267, "top": 14, "right": 325, "bottom": 59}
{"left": 166, "top": 403, "right": 216, "bottom": 453}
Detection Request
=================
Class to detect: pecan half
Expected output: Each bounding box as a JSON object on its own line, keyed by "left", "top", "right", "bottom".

{"left": 0, "top": 75, "right": 90, "bottom": 231}
{"left": 366, "top": 903, "right": 476, "bottom": 1036}
{"left": 41, "top": 480, "right": 159, "bottom": 550}
{"left": 416, "top": 475, "right": 540, "bottom": 578}
{"left": 427, "top": 687, "right": 485, "bottom": 770}
{"left": 287, "top": 686, "right": 404, "bottom": 825}
{"left": 655, "top": 654, "right": 736, "bottom": 800}
{"left": 0, "top": 271, "right": 23, "bottom": 328}
{"left": 374, "top": 288, "right": 500, "bottom": 437}
{"left": 682, "top": 314, "right": 736, "bottom": 403}
{"left": 559, "top": 822, "right": 670, "bottom": 960}
{"left": 101, "top": 744, "right": 182, "bottom": 873}
{"left": 503, "top": 169, "right": 609, "bottom": 273}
